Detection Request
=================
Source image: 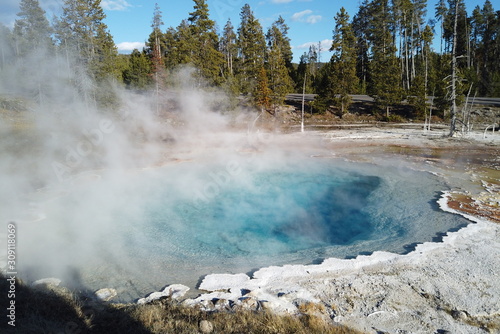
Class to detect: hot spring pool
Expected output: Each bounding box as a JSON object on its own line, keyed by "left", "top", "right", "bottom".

{"left": 20, "top": 154, "right": 471, "bottom": 301}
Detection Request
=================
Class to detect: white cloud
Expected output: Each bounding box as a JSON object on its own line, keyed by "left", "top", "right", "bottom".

{"left": 101, "top": 0, "right": 132, "bottom": 11}
{"left": 306, "top": 15, "right": 322, "bottom": 24}
{"left": 271, "top": 0, "right": 293, "bottom": 3}
{"left": 291, "top": 9, "right": 321, "bottom": 24}
{"left": 291, "top": 9, "right": 312, "bottom": 21}
{"left": 117, "top": 42, "right": 145, "bottom": 52}
{"left": 294, "top": 39, "right": 333, "bottom": 52}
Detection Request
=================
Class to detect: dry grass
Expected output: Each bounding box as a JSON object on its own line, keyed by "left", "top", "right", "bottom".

{"left": 464, "top": 314, "right": 500, "bottom": 333}
{"left": 0, "top": 275, "right": 364, "bottom": 334}
{"left": 131, "top": 298, "right": 360, "bottom": 334}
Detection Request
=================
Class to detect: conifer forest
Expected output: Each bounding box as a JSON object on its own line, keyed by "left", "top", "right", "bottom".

{"left": 1, "top": 0, "right": 499, "bottom": 124}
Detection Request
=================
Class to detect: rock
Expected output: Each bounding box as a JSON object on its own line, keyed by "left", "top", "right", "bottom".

{"left": 199, "top": 320, "right": 214, "bottom": 333}
{"left": 259, "top": 300, "right": 271, "bottom": 310}
{"left": 32, "top": 278, "right": 61, "bottom": 288}
{"left": 137, "top": 284, "right": 189, "bottom": 305}
{"left": 233, "top": 297, "right": 259, "bottom": 311}
{"left": 137, "top": 291, "right": 167, "bottom": 305}
{"left": 95, "top": 288, "right": 117, "bottom": 301}
{"left": 198, "top": 299, "right": 216, "bottom": 312}
{"left": 451, "top": 310, "right": 468, "bottom": 321}
{"left": 163, "top": 284, "right": 190, "bottom": 300}
{"left": 213, "top": 298, "right": 231, "bottom": 310}
{"left": 258, "top": 299, "right": 293, "bottom": 312}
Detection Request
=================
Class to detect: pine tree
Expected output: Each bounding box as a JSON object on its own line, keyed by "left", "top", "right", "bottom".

{"left": 296, "top": 46, "right": 317, "bottom": 94}
{"left": 475, "top": 0, "right": 497, "bottom": 96}
{"left": 187, "top": 0, "right": 224, "bottom": 85}
{"left": 368, "top": 0, "right": 403, "bottom": 117}
{"left": 352, "top": 0, "right": 371, "bottom": 93}
{"left": 435, "top": 0, "right": 448, "bottom": 53}
{"left": 149, "top": 3, "right": 164, "bottom": 71}
{"left": 146, "top": 3, "right": 166, "bottom": 113}
{"left": 54, "top": 0, "right": 119, "bottom": 82}
{"left": 392, "top": 0, "right": 412, "bottom": 91}
{"left": 220, "top": 19, "right": 237, "bottom": 78}
{"left": 165, "top": 21, "right": 194, "bottom": 67}
{"left": 253, "top": 66, "right": 272, "bottom": 111}
{"left": 449, "top": 0, "right": 460, "bottom": 136}
{"left": 271, "top": 16, "right": 295, "bottom": 80}
{"left": 91, "top": 22, "right": 121, "bottom": 81}
{"left": 220, "top": 19, "right": 239, "bottom": 99}
{"left": 12, "top": 0, "right": 53, "bottom": 106}
{"left": 123, "top": 49, "right": 153, "bottom": 89}
{"left": 13, "top": 0, "right": 53, "bottom": 55}
{"left": 408, "top": 73, "right": 427, "bottom": 118}
{"left": 408, "top": 23, "right": 434, "bottom": 120}
{"left": 307, "top": 45, "right": 319, "bottom": 81}
{"left": 237, "top": 4, "right": 266, "bottom": 95}
{"left": 328, "top": 7, "right": 358, "bottom": 114}
{"left": 0, "top": 24, "right": 15, "bottom": 69}
{"left": 266, "top": 17, "right": 294, "bottom": 108}
{"left": 442, "top": 0, "right": 468, "bottom": 66}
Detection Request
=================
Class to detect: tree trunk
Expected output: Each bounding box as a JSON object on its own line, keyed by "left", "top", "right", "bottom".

{"left": 404, "top": 13, "right": 410, "bottom": 90}
{"left": 301, "top": 72, "right": 306, "bottom": 133}
{"left": 410, "top": 15, "right": 416, "bottom": 83}
{"left": 449, "top": 1, "right": 459, "bottom": 137}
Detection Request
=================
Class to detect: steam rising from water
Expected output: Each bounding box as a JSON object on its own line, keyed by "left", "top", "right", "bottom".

{"left": 0, "top": 45, "right": 246, "bottom": 284}
{"left": 0, "top": 46, "right": 471, "bottom": 302}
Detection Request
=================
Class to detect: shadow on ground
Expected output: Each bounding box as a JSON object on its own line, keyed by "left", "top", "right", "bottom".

{"left": 0, "top": 271, "right": 150, "bottom": 334}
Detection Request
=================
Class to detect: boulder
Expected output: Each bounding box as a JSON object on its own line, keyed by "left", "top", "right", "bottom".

{"left": 95, "top": 288, "right": 117, "bottom": 302}
{"left": 199, "top": 320, "right": 214, "bottom": 333}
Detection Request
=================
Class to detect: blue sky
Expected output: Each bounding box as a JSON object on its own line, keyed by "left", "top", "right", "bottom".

{"left": 0, "top": 0, "right": 490, "bottom": 62}
{"left": 104, "top": 0, "right": 359, "bottom": 62}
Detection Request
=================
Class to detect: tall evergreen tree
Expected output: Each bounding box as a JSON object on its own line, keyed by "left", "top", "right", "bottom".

{"left": 435, "top": 0, "right": 448, "bottom": 53}
{"left": 442, "top": 0, "right": 468, "bottom": 66}
{"left": 146, "top": 2, "right": 166, "bottom": 112}
{"left": 368, "top": 0, "right": 403, "bottom": 116}
{"left": 148, "top": 3, "right": 164, "bottom": 71}
{"left": 295, "top": 46, "right": 317, "bottom": 94}
{"left": 220, "top": 19, "right": 237, "bottom": 78}
{"left": 392, "top": 0, "right": 413, "bottom": 91}
{"left": 237, "top": 4, "right": 266, "bottom": 95}
{"left": 13, "top": 0, "right": 53, "bottom": 55}
{"left": 421, "top": 24, "right": 434, "bottom": 95}
{"left": 328, "top": 7, "right": 359, "bottom": 113}
{"left": 187, "top": 0, "right": 224, "bottom": 85}
{"left": 253, "top": 66, "right": 272, "bottom": 111}
{"left": 164, "top": 21, "right": 194, "bottom": 67}
{"left": 0, "top": 24, "right": 15, "bottom": 69}
{"left": 353, "top": 0, "right": 371, "bottom": 93}
{"left": 266, "top": 17, "right": 294, "bottom": 108}
{"left": 449, "top": 0, "right": 460, "bottom": 135}
{"left": 54, "top": 0, "right": 119, "bottom": 82}
{"left": 271, "top": 16, "right": 295, "bottom": 80}
{"left": 474, "top": 0, "right": 497, "bottom": 96}
{"left": 122, "top": 49, "right": 153, "bottom": 89}
{"left": 12, "top": 0, "right": 53, "bottom": 105}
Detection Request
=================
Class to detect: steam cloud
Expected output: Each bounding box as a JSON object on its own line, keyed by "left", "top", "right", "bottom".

{"left": 0, "top": 41, "right": 294, "bottom": 299}
{"left": 0, "top": 41, "right": 461, "bottom": 303}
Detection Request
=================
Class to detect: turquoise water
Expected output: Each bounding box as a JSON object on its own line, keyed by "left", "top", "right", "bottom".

{"left": 145, "top": 169, "right": 380, "bottom": 257}
{"left": 19, "top": 156, "right": 471, "bottom": 301}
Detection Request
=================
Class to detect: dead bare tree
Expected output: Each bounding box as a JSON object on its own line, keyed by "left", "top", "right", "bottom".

{"left": 449, "top": 0, "right": 459, "bottom": 137}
